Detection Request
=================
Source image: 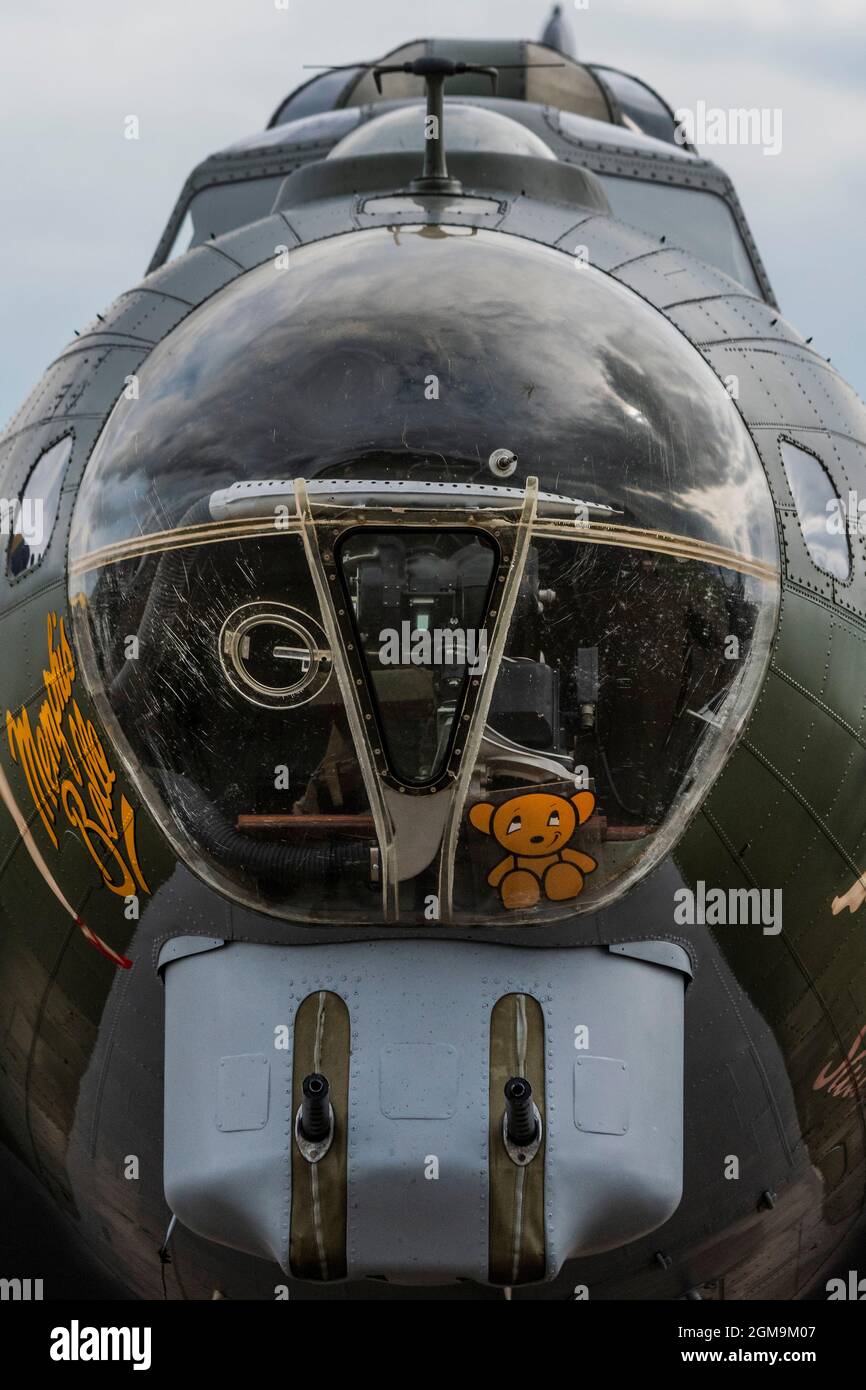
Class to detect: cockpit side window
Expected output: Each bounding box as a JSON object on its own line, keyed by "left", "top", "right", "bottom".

{"left": 165, "top": 178, "right": 286, "bottom": 262}
{"left": 590, "top": 66, "right": 681, "bottom": 145}
{"left": 780, "top": 439, "right": 851, "bottom": 582}
{"left": 269, "top": 68, "right": 365, "bottom": 127}
{"left": 7, "top": 435, "right": 73, "bottom": 579}
{"left": 598, "top": 176, "right": 761, "bottom": 295}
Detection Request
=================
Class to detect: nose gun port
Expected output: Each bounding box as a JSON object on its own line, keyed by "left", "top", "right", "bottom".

{"left": 503, "top": 1076, "right": 543, "bottom": 1164}
{"left": 295, "top": 1072, "right": 335, "bottom": 1162}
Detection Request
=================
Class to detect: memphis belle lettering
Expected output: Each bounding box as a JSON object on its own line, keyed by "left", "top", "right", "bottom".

{"left": 6, "top": 612, "right": 148, "bottom": 900}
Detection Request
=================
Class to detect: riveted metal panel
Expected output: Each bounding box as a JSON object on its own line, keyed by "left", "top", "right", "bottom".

{"left": 142, "top": 244, "right": 241, "bottom": 304}
{"left": 380, "top": 1044, "right": 459, "bottom": 1118}
{"left": 666, "top": 298, "right": 807, "bottom": 350}
{"left": 614, "top": 248, "right": 759, "bottom": 309}
{"left": 217, "top": 1054, "right": 270, "bottom": 1132}
{"left": 77, "top": 290, "right": 193, "bottom": 345}
{"left": 213, "top": 213, "right": 301, "bottom": 270}
{"left": 574, "top": 1056, "right": 629, "bottom": 1135}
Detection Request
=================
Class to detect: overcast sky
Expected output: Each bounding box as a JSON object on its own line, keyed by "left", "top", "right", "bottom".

{"left": 1, "top": 0, "right": 864, "bottom": 427}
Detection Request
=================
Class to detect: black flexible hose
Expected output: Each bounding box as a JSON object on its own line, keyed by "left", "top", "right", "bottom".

{"left": 161, "top": 772, "right": 373, "bottom": 888}
{"left": 504, "top": 1076, "right": 537, "bottom": 1147}
{"left": 595, "top": 730, "right": 643, "bottom": 818}
{"left": 300, "top": 1074, "right": 331, "bottom": 1142}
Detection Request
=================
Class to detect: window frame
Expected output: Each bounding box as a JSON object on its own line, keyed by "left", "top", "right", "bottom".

{"left": 6, "top": 431, "right": 74, "bottom": 584}
{"left": 779, "top": 435, "right": 852, "bottom": 585}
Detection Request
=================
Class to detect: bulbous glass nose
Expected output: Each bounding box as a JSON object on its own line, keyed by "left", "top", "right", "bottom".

{"left": 69, "top": 224, "right": 779, "bottom": 927}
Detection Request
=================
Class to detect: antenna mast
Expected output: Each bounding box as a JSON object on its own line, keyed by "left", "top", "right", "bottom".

{"left": 373, "top": 57, "right": 498, "bottom": 196}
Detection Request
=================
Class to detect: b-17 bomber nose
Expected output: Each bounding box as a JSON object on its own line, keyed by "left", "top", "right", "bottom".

{"left": 68, "top": 224, "right": 779, "bottom": 930}
{"left": 2, "top": 5, "right": 862, "bottom": 1313}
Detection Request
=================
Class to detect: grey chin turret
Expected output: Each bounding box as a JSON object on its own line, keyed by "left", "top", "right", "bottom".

{"left": 160, "top": 935, "right": 690, "bottom": 1285}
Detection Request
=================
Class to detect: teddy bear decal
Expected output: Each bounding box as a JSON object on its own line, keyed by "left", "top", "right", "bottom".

{"left": 468, "top": 788, "right": 598, "bottom": 910}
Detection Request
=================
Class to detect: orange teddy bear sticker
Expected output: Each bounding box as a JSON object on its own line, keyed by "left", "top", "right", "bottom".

{"left": 468, "top": 789, "right": 598, "bottom": 911}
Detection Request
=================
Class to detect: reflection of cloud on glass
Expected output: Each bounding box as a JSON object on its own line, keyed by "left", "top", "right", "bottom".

{"left": 780, "top": 438, "right": 850, "bottom": 580}
{"left": 71, "top": 227, "right": 778, "bottom": 580}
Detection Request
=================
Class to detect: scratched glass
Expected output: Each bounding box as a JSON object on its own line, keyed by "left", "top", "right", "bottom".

{"left": 69, "top": 226, "right": 780, "bottom": 925}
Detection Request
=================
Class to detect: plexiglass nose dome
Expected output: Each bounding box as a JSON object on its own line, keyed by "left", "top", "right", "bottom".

{"left": 69, "top": 226, "right": 779, "bottom": 926}
{"left": 325, "top": 102, "right": 557, "bottom": 161}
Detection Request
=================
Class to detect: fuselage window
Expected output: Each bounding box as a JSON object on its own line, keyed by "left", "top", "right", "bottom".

{"left": 7, "top": 435, "right": 73, "bottom": 578}
{"left": 780, "top": 439, "right": 851, "bottom": 581}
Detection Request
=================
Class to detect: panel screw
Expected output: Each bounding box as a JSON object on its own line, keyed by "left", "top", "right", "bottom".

{"left": 488, "top": 448, "right": 518, "bottom": 478}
